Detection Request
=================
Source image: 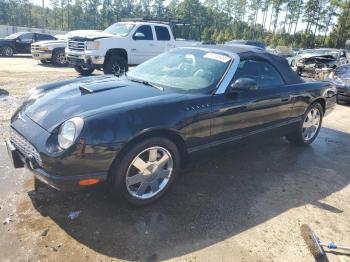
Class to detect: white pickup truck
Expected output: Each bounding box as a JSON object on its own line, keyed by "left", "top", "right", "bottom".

{"left": 65, "top": 21, "right": 200, "bottom": 75}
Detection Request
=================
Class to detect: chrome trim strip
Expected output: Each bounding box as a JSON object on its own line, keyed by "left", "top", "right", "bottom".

{"left": 215, "top": 53, "right": 240, "bottom": 94}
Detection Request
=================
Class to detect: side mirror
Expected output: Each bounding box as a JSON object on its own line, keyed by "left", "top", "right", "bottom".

{"left": 133, "top": 32, "right": 145, "bottom": 40}
{"left": 229, "top": 78, "right": 258, "bottom": 92}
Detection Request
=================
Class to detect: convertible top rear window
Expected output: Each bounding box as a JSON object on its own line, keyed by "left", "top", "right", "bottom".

{"left": 127, "top": 49, "right": 232, "bottom": 92}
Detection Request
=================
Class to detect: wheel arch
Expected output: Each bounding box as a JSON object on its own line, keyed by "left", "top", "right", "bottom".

{"left": 1, "top": 44, "right": 14, "bottom": 54}
{"left": 108, "top": 128, "right": 188, "bottom": 180}
{"left": 105, "top": 48, "right": 128, "bottom": 64}
{"left": 52, "top": 47, "right": 65, "bottom": 54}
{"left": 312, "top": 97, "right": 326, "bottom": 114}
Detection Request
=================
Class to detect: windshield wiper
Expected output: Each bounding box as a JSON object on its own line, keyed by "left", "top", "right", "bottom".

{"left": 127, "top": 76, "right": 164, "bottom": 91}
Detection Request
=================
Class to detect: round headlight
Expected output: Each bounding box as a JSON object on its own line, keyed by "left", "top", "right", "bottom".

{"left": 58, "top": 117, "right": 84, "bottom": 149}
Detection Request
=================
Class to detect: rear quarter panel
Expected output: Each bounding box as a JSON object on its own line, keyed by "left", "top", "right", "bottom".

{"left": 291, "top": 81, "right": 337, "bottom": 117}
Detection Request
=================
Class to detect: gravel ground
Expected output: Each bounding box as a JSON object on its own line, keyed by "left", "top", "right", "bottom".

{"left": 0, "top": 56, "right": 350, "bottom": 262}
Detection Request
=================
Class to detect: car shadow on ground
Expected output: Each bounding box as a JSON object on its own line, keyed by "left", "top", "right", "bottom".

{"left": 28, "top": 127, "right": 350, "bottom": 261}
{"left": 0, "top": 55, "right": 32, "bottom": 59}
{"left": 36, "top": 62, "right": 70, "bottom": 68}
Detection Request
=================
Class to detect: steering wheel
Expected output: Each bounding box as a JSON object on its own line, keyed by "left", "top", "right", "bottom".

{"left": 194, "top": 69, "right": 214, "bottom": 83}
{"left": 177, "top": 54, "right": 196, "bottom": 73}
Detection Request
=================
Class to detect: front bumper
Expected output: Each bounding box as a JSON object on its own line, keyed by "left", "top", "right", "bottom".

{"left": 31, "top": 51, "right": 52, "bottom": 60}
{"left": 66, "top": 51, "right": 105, "bottom": 68}
{"left": 6, "top": 139, "right": 107, "bottom": 191}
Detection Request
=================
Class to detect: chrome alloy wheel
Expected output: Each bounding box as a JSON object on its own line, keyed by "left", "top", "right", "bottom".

{"left": 112, "top": 63, "right": 126, "bottom": 76}
{"left": 126, "top": 146, "right": 173, "bottom": 199}
{"left": 57, "top": 52, "right": 67, "bottom": 64}
{"left": 302, "top": 108, "right": 321, "bottom": 141}
{"left": 3, "top": 46, "right": 13, "bottom": 56}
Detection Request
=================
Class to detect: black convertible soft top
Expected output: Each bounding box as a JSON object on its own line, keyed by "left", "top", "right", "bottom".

{"left": 200, "top": 44, "right": 304, "bottom": 85}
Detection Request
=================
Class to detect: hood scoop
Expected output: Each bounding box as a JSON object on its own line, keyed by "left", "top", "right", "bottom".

{"left": 79, "top": 80, "right": 128, "bottom": 94}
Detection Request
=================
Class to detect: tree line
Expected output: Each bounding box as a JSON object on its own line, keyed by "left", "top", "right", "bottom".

{"left": 1, "top": 0, "right": 350, "bottom": 48}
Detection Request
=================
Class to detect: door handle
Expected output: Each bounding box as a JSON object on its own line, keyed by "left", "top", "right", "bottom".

{"left": 281, "top": 98, "right": 289, "bottom": 102}
{"left": 149, "top": 43, "right": 155, "bottom": 46}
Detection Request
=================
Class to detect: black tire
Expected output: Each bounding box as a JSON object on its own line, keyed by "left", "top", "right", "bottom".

{"left": 103, "top": 55, "right": 128, "bottom": 75}
{"left": 52, "top": 49, "right": 67, "bottom": 66}
{"left": 1, "top": 46, "right": 14, "bottom": 57}
{"left": 286, "top": 103, "right": 323, "bottom": 146}
{"left": 74, "top": 65, "right": 95, "bottom": 76}
{"left": 109, "top": 137, "right": 180, "bottom": 206}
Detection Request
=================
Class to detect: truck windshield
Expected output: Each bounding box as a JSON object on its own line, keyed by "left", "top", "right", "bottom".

{"left": 104, "top": 23, "right": 135, "bottom": 37}
{"left": 127, "top": 49, "right": 232, "bottom": 93}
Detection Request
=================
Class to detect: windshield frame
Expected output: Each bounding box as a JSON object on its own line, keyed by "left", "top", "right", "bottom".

{"left": 127, "top": 47, "right": 237, "bottom": 94}
{"left": 103, "top": 22, "right": 135, "bottom": 37}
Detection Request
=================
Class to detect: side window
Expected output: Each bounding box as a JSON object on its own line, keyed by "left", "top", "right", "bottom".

{"left": 133, "top": 25, "right": 153, "bottom": 40}
{"left": 18, "top": 33, "right": 34, "bottom": 42}
{"left": 155, "top": 26, "right": 171, "bottom": 41}
{"left": 37, "top": 34, "right": 55, "bottom": 41}
{"left": 234, "top": 59, "right": 284, "bottom": 88}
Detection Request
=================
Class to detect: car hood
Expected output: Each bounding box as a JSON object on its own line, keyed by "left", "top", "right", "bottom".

{"left": 18, "top": 76, "right": 182, "bottom": 132}
{"left": 34, "top": 39, "right": 66, "bottom": 45}
{"left": 299, "top": 54, "right": 337, "bottom": 61}
{"left": 68, "top": 30, "right": 116, "bottom": 41}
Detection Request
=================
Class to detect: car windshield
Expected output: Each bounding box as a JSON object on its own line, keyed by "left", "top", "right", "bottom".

{"left": 5, "top": 33, "right": 22, "bottom": 39}
{"left": 127, "top": 49, "right": 232, "bottom": 92}
{"left": 313, "top": 50, "right": 339, "bottom": 58}
{"left": 299, "top": 49, "right": 314, "bottom": 55}
{"left": 104, "top": 23, "right": 135, "bottom": 37}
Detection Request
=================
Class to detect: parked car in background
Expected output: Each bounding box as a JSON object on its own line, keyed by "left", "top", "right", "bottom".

{"left": 327, "top": 64, "right": 350, "bottom": 103}
{"left": 226, "top": 40, "right": 266, "bottom": 49}
{"left": 294, "top": 48, "right": 348, "bottom": 78}
{"left": 31, "top": 30, "right": 99, "bottom": 66}
{"left": 274, "top": 46, "right": 294, "bottom": 58}
{"left": 0, "top": 32, "right": 56, "bottom": 57}
{"left": 6, "top": 45, "right": 336, "bottom": 205}
{"left": 65, "top": 20, "right": 200, "bottom": 76}
{"left": 288, "top": 49, "right": 315, "bottom": 66}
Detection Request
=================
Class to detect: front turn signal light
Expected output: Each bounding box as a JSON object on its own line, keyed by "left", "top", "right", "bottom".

{"left": 79, "top": 178, "right": 101, "bottom": 186}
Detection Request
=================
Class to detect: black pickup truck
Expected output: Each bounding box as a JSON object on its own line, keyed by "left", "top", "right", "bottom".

{"left": 0, "top": 32, "right": 56, "bottom": 57}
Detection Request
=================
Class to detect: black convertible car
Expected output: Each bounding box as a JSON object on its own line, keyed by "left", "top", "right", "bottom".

{"left": 6, "top": 45, "right": 336, "bottom": 205}
{"left": 0, "top": 32, "right": 56, "bottom": 56}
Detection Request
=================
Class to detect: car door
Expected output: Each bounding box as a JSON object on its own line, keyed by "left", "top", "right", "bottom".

{"left": 130, "top": 25, "right": 157, "bottom": 65}
{"left": 154, "top": 26, "right": 175, "bottom": 53}
{"left": 211, "top": 59, "right": 295, "bottom": 142}
{"left": 16, "top": 33, "right": 34, "bottom": 53}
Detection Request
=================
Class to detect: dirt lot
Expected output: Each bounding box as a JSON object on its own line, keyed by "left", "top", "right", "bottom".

{"left": 0, "top": 56, "right": 350, "bottom": 262}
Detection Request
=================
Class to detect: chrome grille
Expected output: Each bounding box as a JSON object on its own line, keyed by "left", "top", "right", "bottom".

{"left": 68, "top": 40, "right": 85, "bottom": 51}
{"left": 10, "top": 128, "right": 42, "bottom": 166}
{"left": 31, "top": 44, "right": 40, "bottom": 51}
